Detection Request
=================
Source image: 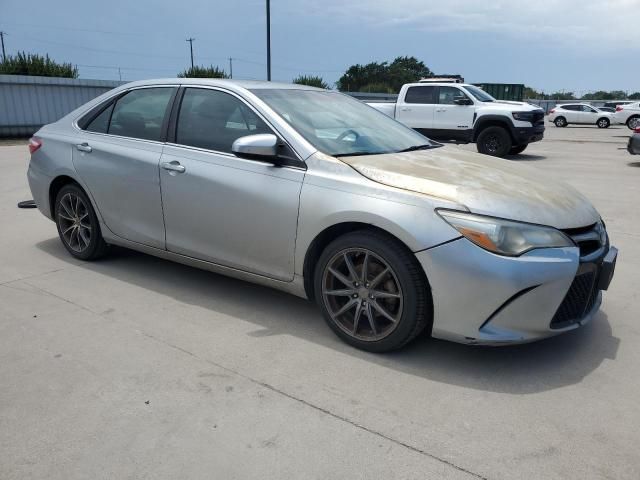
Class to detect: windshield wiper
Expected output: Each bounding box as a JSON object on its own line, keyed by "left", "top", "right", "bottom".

{"left": 397, "top": 144, "right": 439, "bottom": 153}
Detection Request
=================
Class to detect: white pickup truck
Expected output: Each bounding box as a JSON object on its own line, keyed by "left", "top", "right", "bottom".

{"left": 368, "top": 82, "right": 545, "bottom": 157}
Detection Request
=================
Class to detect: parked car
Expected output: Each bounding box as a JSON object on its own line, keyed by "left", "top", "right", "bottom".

{"left": 367, "top": 82, "right": 545, "bottom": 158}
{"left": 603, "top": 101, "right": 634, "bottom": 109}
{"left": 597, "top": 106, "right": 616, "bottom": 113}
{"left": 548, "top": 104, "right": 614, "bottom": 128}
{"left": 27, "top": 79, "right": 617, "bottom": 352}
{"left": 615, "top": 102, "right": 640, "bottom": 129}
{"left": 629, "top": 126, "right": 640, "bottom": 154}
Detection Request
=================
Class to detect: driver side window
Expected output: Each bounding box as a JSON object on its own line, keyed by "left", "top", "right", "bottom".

{"left": 438, "top": 86, "right": 469, "bottom": 105}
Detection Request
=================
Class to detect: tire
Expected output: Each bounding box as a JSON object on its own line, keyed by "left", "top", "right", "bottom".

{"left": 628, "top": 116, "right": 640, "bottom": 130}
{"left": 313, "top": 230, "right": 431, "bottom": 353}
{"left": 554, "top": 117, "right": 567, "bottom": 128}
{"left": 54, "top": 183, "right": 108, "bottom": 261}
{"left": 509, "top": 144, "right": 528, "bottom": 155}
{"left": 476, "top": 126, "right": 512, "bottom": 158}
{"left": 597, "top": 118, "right": 610, "bottom": 128}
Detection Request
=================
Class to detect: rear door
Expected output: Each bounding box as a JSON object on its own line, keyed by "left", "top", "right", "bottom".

{"left": 159, "top": 87, "right": 304, "bottom": 281}
{"left": 395, "top": 85, "right": 436, "bottom": 134}
{"left": 433, "top": 86, "right": 475, "bottom": 139}
{"left": 562, "top": 105, "right": 580, "bottom": 123}
{"left": 72, "top": 86, "right": 176, "bottom": 248}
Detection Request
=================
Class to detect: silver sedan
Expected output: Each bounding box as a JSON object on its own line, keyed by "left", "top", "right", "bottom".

{"left": 27, "top": 79, "right": 617, "bottom": 352}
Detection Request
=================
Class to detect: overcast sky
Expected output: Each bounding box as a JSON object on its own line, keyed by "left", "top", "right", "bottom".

{"left": 1, "top": 0, "right": 639, "bottom": 94}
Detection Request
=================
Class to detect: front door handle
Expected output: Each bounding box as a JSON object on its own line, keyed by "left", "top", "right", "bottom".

{"left": 161, "top": 161, "right": 186, "bottom": 174}
{"left": 76, "top": 142, "right": 92, "bottom": 153}
{"left": 400, "top": 107, "right": 412, "bottom": 112}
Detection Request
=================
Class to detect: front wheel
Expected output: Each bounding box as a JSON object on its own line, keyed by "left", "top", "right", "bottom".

{"left": 314, "top": 230, "right": 431, "bottom": 352}
{"left": 476, "top": 126, "right": 512, "bottom": 157}
{"left": 55, "top": 184, "right": 108, "bottom": 260}
{"left": 597, "top": 118, "right": 610, "bottom": 128}
{"left": 509, "top": 144, "right": 528, "bottom": 155}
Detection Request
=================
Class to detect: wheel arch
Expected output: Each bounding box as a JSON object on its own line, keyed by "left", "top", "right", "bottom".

{"left": 472, "top": 115, "right": 515, "bottom": 142}
{"left": 49, "top": 175, "right": 81, "bottom": 220}
{"left": 302, "top": 222, "right": 425, "bottom": 301}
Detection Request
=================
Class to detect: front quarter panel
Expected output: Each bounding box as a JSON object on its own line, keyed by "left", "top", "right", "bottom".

{"left": 295, "top": 152, "right": 464, "bottom": 277}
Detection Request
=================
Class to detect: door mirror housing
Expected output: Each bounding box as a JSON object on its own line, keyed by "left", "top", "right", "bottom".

{"left": 232, "top": 134, "right": 279, "bottom": 163}
{"left": 454, "top": 97, "right": 473, "bottom": 106}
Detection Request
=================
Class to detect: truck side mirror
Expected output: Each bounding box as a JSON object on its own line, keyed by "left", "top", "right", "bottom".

{"left": 454, "top": 97, "right": 473, "bottom": 106}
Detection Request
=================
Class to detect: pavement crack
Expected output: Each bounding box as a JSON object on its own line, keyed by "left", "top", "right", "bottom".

{"left": 138, "top": 331, "right": 488, "bottom": 480}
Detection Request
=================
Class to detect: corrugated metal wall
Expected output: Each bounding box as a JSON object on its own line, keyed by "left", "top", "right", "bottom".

{"left": 0, "top": 75, "right": 123, "bottom": 137}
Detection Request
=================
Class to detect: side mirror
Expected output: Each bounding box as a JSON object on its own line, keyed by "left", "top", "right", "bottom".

{"left": 454, "top": 97, "right": 473, "bottom": 105}
{"left": 232, "top": 134, "right": 279, "bottom": 163}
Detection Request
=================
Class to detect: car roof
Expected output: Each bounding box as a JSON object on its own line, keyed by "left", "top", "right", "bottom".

{"left": 116, "top": 78, "right": 326, "bottom": 92}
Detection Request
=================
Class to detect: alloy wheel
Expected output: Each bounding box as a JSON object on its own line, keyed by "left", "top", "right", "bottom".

{"left": 484, "top": 135, "right": 501, "bottom": 154}
{"left": 57, "top": 192, "right": 92, "bottom": 253}
{"left": 321, "top": 248, "right": 403, "bottom": 341}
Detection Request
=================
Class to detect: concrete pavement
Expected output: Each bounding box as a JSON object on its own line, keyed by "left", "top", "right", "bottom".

{"left": 1, "top": 124, "right": 639, "bottom": 479}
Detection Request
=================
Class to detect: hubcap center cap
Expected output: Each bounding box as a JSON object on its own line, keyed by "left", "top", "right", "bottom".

{"left": 357, "top": 287, "right": 369, "bottom": 299}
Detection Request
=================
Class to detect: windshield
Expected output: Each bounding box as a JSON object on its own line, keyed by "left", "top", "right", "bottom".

{"left": 250, "top": 89, "right": 437, "bottom": 157}
{"left": 464, "top": 85, "right": 495, "bottom": 102}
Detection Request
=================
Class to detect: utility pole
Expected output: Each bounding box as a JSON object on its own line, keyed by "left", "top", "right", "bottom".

{"left": 118, "top": 67, "right": 122, "bottom": 81}
{"left": 186, "top": 37, "right": 195, "bottom": 69}
{"left": 0, "top": 32, "right": 6, "bottom": 63}
{"left": 228, "top": 57, "right": 233, "bottom": 79}
{"left": 266, "top": 0, "right": 271, "bottom": 81}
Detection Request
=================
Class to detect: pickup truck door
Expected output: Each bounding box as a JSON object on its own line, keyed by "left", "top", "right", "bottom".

{"left": 395, "top": 85, "right": 436, "bottom": 134}
{"left": 433, "top": 86, "right": 475, "bottom": 138}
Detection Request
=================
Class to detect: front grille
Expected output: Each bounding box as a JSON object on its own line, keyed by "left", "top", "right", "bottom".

{"left": 532, "top": 110, "right": 545, "bottom": 126}
{"left": 551, "top": 269, "right": 599, "bottom": 328}
{"left": 561, "top": 222, "right": 605, "bottom": 259}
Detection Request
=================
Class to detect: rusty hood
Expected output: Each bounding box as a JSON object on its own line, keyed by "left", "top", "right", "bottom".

{"left": 339, "top": 146, "right": 600, "bottom": 229}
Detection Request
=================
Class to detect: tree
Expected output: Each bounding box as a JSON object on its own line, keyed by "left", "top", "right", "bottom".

{"left": 336, "top": 56, "right": 432, "bottom": 93}
{"left": 629, "top": 92, "right": 640, "bottom": 100}
{"left": 177, "top": 65, "right": 229, "bottom": 78}
{"left": 582, "top": 90, "right": 627, "bottom": 100}
{"left": 292, "top": 75, "right": 329, "bottom": 89}
{"left": 0, "top": 51, "right": 78, "bottom": 78}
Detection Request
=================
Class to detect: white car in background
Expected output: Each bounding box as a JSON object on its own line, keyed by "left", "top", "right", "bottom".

{"left": 614, "top": 102, "right": 640, "bottom": 130}
{"left": 548, "top": 103, "right": 615, "bottom": 128}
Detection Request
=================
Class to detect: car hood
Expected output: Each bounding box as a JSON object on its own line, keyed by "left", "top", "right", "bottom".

{"left": 339, "top": 147, "right": 600, "bottom": 229}
{"left": 480, "top": 101, "right": 542, "bottom": 112}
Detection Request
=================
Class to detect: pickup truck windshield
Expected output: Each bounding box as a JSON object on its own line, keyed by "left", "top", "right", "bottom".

{"left": 250, "top": 89, "right": 436, "bottom": 157}
{"left": 464, "top": 85, "right": 495, "bottom": 103}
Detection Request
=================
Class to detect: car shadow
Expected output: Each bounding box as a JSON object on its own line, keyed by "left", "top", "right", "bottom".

{"left": 36, "top": 238, "right": 620, "bottom": 395}
{"left": 505, "top": 153, "right": 546, "bottom": 161}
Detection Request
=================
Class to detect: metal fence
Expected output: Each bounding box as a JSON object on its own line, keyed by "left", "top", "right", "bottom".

{"left": 0, "top": 75, "right": 123, "bottom": 137}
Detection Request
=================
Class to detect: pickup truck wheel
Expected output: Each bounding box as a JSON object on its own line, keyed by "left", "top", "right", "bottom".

{"left": 509, "top": 144, "right": 528, "bottom": 155}
{"left": 554, "top": 117, "right": 567, "bottom": 127}
{"left": 628, "top": 116, "right": 640, "bottom": 130}
{"left": 476, "top": 126, "right": 512, "bottom": 157}
{"left": 597, "top": 118, "right": 610, "bottom": 128}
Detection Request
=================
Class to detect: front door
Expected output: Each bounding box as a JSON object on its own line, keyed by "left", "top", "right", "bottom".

{"left": 72, "top": 86, "right": 176, "bottom": 248}
{"left": 159, "top": 87, "right": 304, "bottom": 281}
{"left": 433, "top": 86, "right": 475, "bottom": 140}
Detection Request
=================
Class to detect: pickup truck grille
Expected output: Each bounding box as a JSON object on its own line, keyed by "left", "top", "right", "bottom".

{"left": 532, "top": 110, "right": 545, "bottom": 126}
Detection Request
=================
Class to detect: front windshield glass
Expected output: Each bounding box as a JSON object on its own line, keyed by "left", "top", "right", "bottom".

{"left": 464, "top": 85, "right": 495, "bottom": 102}
{"left": 250, "top": 89, "right": 437, "bottom": 157}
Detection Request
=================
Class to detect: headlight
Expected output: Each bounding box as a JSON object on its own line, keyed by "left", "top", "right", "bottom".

{"left": 437, "top": 210, "right": 574, "bottom": 256}
{"left": 512, "top": 111, "right": 534, "bottom": 122}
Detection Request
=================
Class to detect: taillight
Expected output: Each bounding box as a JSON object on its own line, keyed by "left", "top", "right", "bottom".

{"left": 616, "top": 106, "right": 623, "bottom": 112}
{"left": 28, "top": 137, "right": 42, "bottom": 154}
{"left": 635, "top": 127, "right": 640, "bottom": 133}
{"left": 549, "top": 108, "right": 555, "bottom": 114}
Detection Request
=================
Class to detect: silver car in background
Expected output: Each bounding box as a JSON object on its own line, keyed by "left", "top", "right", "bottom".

{"left": 27, "top": 79, "right": 617, "bottom": 352}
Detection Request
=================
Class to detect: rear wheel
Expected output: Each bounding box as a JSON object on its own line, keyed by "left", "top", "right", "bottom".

{"left": 476, "top": 126, "right": 512, "bottom": 158}
{"left": 628, "top": 116, "right": 640, "bottom": 130}
{"left": 509, "top": 144, "right": 528, "bottom": 155}
{"left": 554, "top": 117, "right": 567, "bottom": 127}
{"left": 314, "top": 230, "right": 431, "bottom": 352}
{"left": 597, "top": 118, "right": 610, "bottom": 128}
{"left": 55, "top": 184, "right": 108, "bottom": 260}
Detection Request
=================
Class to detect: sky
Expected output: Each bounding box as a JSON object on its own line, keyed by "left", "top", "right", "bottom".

{"left": 1, "top": 0, "right": 639, "bottom": 94}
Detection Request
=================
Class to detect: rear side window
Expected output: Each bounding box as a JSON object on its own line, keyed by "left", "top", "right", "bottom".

{"left": 405, "top": 86, "right": 436, "bottom": 104}
{"left": 108, "top": 88, "right": 175, "bottom": 141}
{"left": 85, "top": 103, "right": 114, "bottom": 133}
{"left": 175, "top": 88, "right": 271, "bottom": 153}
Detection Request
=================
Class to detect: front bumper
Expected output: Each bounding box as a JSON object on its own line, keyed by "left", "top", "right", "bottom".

{"left": 417, "top": 238, "right": 616, "bottom": 345}
{"left": 513, "top": 124, "right": 545, "bottom": 145}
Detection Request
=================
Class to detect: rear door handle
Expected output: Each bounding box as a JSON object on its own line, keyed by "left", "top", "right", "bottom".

{"left": 76, "top": 142, "right": 92, "bottom": 153}
{"left": 161, "top": 161, "right": 186, "bottom": 174}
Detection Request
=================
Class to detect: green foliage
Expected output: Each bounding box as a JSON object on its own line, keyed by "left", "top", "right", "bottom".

{"left": 177, "top": 65, "right": 229, "bottom": 78}
{"left": 526, "top": 86, "right": 637, "bottom": 101}
{"left": 629, "top": 92, "right": 640, "bottom": 100}
{"left": 336, "top": 56, "right": 432, "bottom": 93}
{"left": 582, "top": 90, "right": 627, "bottom": 100}
{"left": 292, "top": 75, "right": 329, "bottom": 89}
{"left": 0, "top": 51, "right": 78, "bottom": 78}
